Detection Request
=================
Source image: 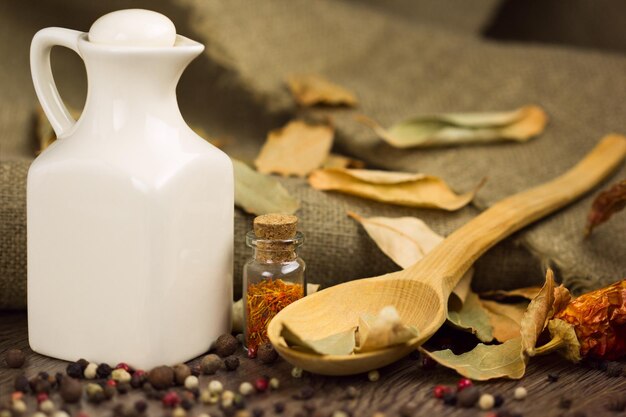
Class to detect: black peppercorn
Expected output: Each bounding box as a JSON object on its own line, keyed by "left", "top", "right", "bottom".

{"left": 215, "top": 334, "right": 239, "bottom": 357}
{"left": 14, "top": 374, "right": 30, "bottom": 393}
{"left": 135, "top": 400, "right": 148, "bottom": 413}
{"left": 117, "top": 381, "right": 131, "bottom": 394}
{"left": 148, "top": 366, "right": 174, "bottom": 390}
{"left": 559, "top": 397, "right": 572, "bottom": 409}
{"left": 457, "top": 386, "right": 480, "bottom": 408}
{"left": 257, "top": 343, "right": 278, "bottom": 364}
{"left": 442, "top": 392, "right": 457, "bottom": 406}
{"left": 32, "top": 377, "right": 52, "bottom": 394}
{"left": 346, "top": 386, "right": 358, "bottom": 399}
{"left": 547, "top": 373, "right": 559, "bottom": 382}
{"left": 606, "top": 362, "right": 623, "bottom": 377}
{"left": 494, "top": 394, "right": 504, "bottom": 408}
{"left": 131, "top": 373, "right": 145, "bottom": 389}
{"left": 77, "top": 358, "right": 89, "bottom": 371}
{"left": 180, "top": 398, "right": 194, "bottom": 411}
{"left": 173, "top": 364, "right": 191, "bottom": 385}
{"left": 252, "top": 407, "right": 264, "bottom": 417}
{"left": 293, "top": 386, "right": 315, "bottom": 400}
{"left": 274, "top": 402, "right": 285, "bottom": 413}
{"left": 96, "top": 363, "right": 113, "bottom": 379}
{"left": 233, "top": 394, "right": 246, "bottom": 409}
{"left": 66, "top": 362, "right": 83, "bottom": 379}
{"left": 4, "top": 349, "right": 26, "bottom": 368}
{"left": 103, "top": 385, "right": 117, "bottom": 400}
{"left": 189, "top": 363, "right": 202, "bottom": 377}
{"left": 60, "top": 377, "right": 83, "bottom": 403}
{"left": 88, "top": 390, "right": 106, "bottom": 404}
{"left": 224, "top": 356, "right": 240, "bottom": 371}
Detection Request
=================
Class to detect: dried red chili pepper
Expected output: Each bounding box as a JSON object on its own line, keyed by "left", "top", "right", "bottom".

{"left": 535, "top": 280, "right": 626, "bottom": 361}
{"left": 585, "top": 179, "right": 626, "bottom": 236}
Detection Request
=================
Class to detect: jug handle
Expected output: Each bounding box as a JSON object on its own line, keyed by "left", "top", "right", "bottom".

{"left": 30, "top": 28, "right": 83, "bottom": 138}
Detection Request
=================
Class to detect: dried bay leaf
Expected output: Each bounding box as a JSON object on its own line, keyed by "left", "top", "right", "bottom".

{"left": 356, "top": 306, "right": 419, "bottom": 352}
{"left": 322, "top": 154, "right": 365, "bottom": 169}
{"left": 310, "top": 169, "right": 481, "bottom": 211}
{"left": 521, "top": 269, "right": 555, "bottom": 357}
{"left": 287, "top": 74, "right": 358, "bottom": 107}
{"left": 255, "top": 120, "right": 334, "bottom": 177}
{"left": 281, "top": 324, "right": 357, "bottom": 356}
{"left": 347, "top": 212, "right": 489, "bottom": 339}
{"left": 357, "top": 105, "right": 547, "bottom": 148}
{"left": 233, "top": 159, "right": 300, "bottom": 215}
{"left": 481, "top": 300, "right": 527, "bottom": 342}
{"left": 421, "top": 338, "right": 526, "bottom": 380}
{"left": 447, "top": 291, "right": 494, "bottom": 343}
{"left": 584, "top": 178, "right": 626, "bottom": 236}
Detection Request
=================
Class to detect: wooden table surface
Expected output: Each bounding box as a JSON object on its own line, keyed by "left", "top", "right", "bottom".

{"left": 1, "top": 310, "right": 624, "bottom": 417}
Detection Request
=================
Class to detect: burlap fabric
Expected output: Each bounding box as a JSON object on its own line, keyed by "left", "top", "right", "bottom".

{"left": 0, "top": 0, "right": 623, "bottom": 309}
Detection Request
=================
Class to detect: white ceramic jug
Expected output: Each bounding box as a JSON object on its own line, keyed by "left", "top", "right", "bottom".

{"left": 28, "top": 10, "right": 233, "bottom": 368}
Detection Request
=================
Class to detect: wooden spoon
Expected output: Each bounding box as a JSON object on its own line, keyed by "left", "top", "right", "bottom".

{"left": 267, "top": 134, "right": 626, "bottom": 375}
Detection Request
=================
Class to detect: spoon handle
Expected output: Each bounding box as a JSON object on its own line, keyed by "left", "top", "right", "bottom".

{"left": 408, "top": 134, "right": 626, "bottom": 295}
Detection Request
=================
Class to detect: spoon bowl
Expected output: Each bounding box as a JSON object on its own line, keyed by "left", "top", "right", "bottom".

{"left": 268, "top": 135, "right": 626, "bottom": 375}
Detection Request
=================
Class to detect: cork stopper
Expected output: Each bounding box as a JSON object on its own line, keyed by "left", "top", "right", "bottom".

{"left": 253, "top": 214, "right": 298, "bottom": 240}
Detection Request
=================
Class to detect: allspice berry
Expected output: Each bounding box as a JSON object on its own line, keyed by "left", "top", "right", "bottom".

{"left": 4, "top": 349, "right": 26, "bottom": 368}
{"left": 201, "top": 354, "right": 222, "bottom": 375}
{"left": 215, "top": 334, "right": 239, "bottom": 357}
{"left": 257, "top": 343, "right": 278, "bottom": 364}
{"left": 173, "top": 364, "right": 191, "bottom": 386}
{"left": 224, "top": 356, "right": 240, "bottom": 371}
{"left": 457, "top": 386, "right": 480, "bottom": 408}
{"left": 148, "top": 366, "right": 174, "bottom": 390}
{"left": 60, "top": 377, "right": 83, "bottom": 403}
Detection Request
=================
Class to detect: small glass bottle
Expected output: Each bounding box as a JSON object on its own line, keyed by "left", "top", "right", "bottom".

{"left": 243, "top": 214, "right": 306, "bottom": 357}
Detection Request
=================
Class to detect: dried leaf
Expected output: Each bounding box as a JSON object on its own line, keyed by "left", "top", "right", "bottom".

{"left": 546, "top": 319, "right": 582, "bottom": 362}
{"left": 481, "top": 300, "right": 527, "bottom": 342}
{"left": 356, "top": 306, "right": 419, "bottom": 352}
{"left": 551, "top": 285, "right": 572, "bottom": 318}
{"left": 584, "top": 179, "right": 626, "bottom": 236}
{"left": 357, "top": 105, "right": 547, "bottom": 148}
{"left": 347, "top": 212, "right": 487, "bottom": 339}
{"left": 233, "top": 159, "right": 300, "bottom": 215}
{"left": 281, "top": 324, "right": 356, "bottom": 356}
{"left": 480, "top": 287, "right": 542, "bottom": 301}
{"left": 232, "top": 283, "right": 319, "bottom": 332}
{"left": 521, "top": 269, "right": 555, "bottom": 357}
{"left": 254, "top": 121, "right": 334, "bottom": 177}
{"left": 322, "top": 154, "right": 365, "bottom": 169}
{"left": 447, "top": 292, "right": 494, "bottom": 343}
{"left": 287, "top": 74, "right": 358, "bottom": 107}
{"left": 421, "top": 338, "right": 526, "bottom": 380}
{"left": 310, "top": 169, "right": 481, "bottom": 211}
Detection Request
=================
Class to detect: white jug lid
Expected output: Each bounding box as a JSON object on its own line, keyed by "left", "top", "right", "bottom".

{"left": 88, "top": 9, "right": 176, "bottom": 47}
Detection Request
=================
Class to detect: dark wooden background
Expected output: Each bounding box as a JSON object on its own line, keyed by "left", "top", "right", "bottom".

{"left": 1, "top": 311, "right": 624, "bottom": 416}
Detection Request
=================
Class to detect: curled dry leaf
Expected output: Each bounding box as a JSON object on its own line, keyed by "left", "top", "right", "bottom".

{"left": 584, "top": 179, "right": 626, "bottom": 236}
{"left": 357, "top": 105, "right": 547, "bottom": 148}
{"left": 286, "top": 74, "right": 358, "bottom": 107}
{"left": 254, "top": 120, "right": 334, "bottom": 177}
{"left": 356, "top": 306, "right": 419, "bottom": 352}
{"left": 233, "top": 159, "right": 300, "bottom": 215}
{"left": 347, "top": 212, "right": 489, "bottom": 340}
{"left": 310, "top": 169, "right": 482, "bottom": 211}
{"left": 322, "top": 153, "right": 365, "bottom": 169}
{"left": 480, "top": 300, "right": 527, "bottom": 342}
{"left": 423, "top": 269, "right": 560, "bottom": 380}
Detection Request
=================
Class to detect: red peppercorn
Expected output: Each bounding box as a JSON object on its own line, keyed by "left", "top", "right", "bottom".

{"left": 162, "top": 391, "right": 181, "bottom": 408}
{"left": 106, "top": 379, "right": 117, "bottom": 387}
{"left": 433, "top": 385, "right": 451, "bottom": 399}
{"left": 457, "top": 378, "right": 473, "bottom": 391}
{"left": 36, "top": 392, "right": 49, "bottom": 403}
{"left": 115, "top": 363, "right": 132, "bottom": 372}
{"left": 11, "top": 391, "right": 24, "bottom": 401}
{"left": 77, "top": 412, "right": 89, "bottom": 417}
{"left": 248, "top": 346, "right": 258, "bottom": 359}
{"left": 255, "top": 377, "right": 269, "bottom": 392}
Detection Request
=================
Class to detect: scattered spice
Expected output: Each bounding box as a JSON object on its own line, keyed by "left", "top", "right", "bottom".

{"left": 584, "top": 179, "right": 626, "bottom": 236}
{"left": 224, "top": 356, "right": 240, "bottom": 371}
{"left": 96, "top": 363, "right": 112, "bottom": 379}
{"left": 547, "top": 373, "right": 559, "bottom": 382}
{"left": 346, "top": 386, "right": 358, "bottom": 399}
{"left": 148, "top": 366, "right": 174, "bottom": 390}
{"left": 5, "top": 349, "right": 26, "bottom": 368}
{"left": 606, "top": 362, "right": 624, "bottom": 377}
{"left": 201, "top": 354, "right": 222, "bottom": 375}
{"left": 59, "top": 378, "right": 82, "bottom": 403}
{"left": 66, "top": 362, "right": 83, "bottom": 379}
{"left": 239, "top": 382, "right": 254, "bottom": 396}
{"left": 257, "top": 342, "right": 278, "bottom": 364}
{"left": 273, "top": 402, "right": 285, "bottom": 413}
{"left": 606, "top": 396, "right": 626, "bottom": 412}
{"left": 269, "top": 377, "right": 280, "bottom": 390}
{"left": 367, "top": 370, "right": 380, "bottom": 382}
{"left": 434, "top": 385, "right": 451, "bottom": 399}
{"left": 254, "top": 378, "right": 268, "bottom": 392}
{"left": 84, "top": 363, "right": 98, "bottom": 379}
{"left": 215, "top": 334, "right": 239, "bottom": 357}
{"left": 457, "top": 378, "right": 473, "bottom": 391}
{"left": 442, "top": 392, "right": 457, "bottom": 406}
{"left": 479, "top": 394, "right": 495, "bottom": 410}
{"left": 14, "top": 375, "right": 30, "bottom": 393}
{"left": 457, "top": 386, "right": 480, "bottom": 408}
{"left": 246, "top": 279, "right": 304, "bottom": 354}
{"left": 291, "top": 367, "right": 303, "bottom": 378}
{"left": 293, "top": 386, "right": 315, "bottom": 400}
{"left": 513, "top": 387, "right": 527, "bottom": 400}
{"left": 172, "top": 364, "right": 191, "bottom": 385}
{"left": 162, "top": 391, "right": 181, "bottom": 408}
{"left": 208, "top": 380, "right": 223, "bottom": 394}
{"left": 111, "top": 369, "right": 131, "bottom": 383}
